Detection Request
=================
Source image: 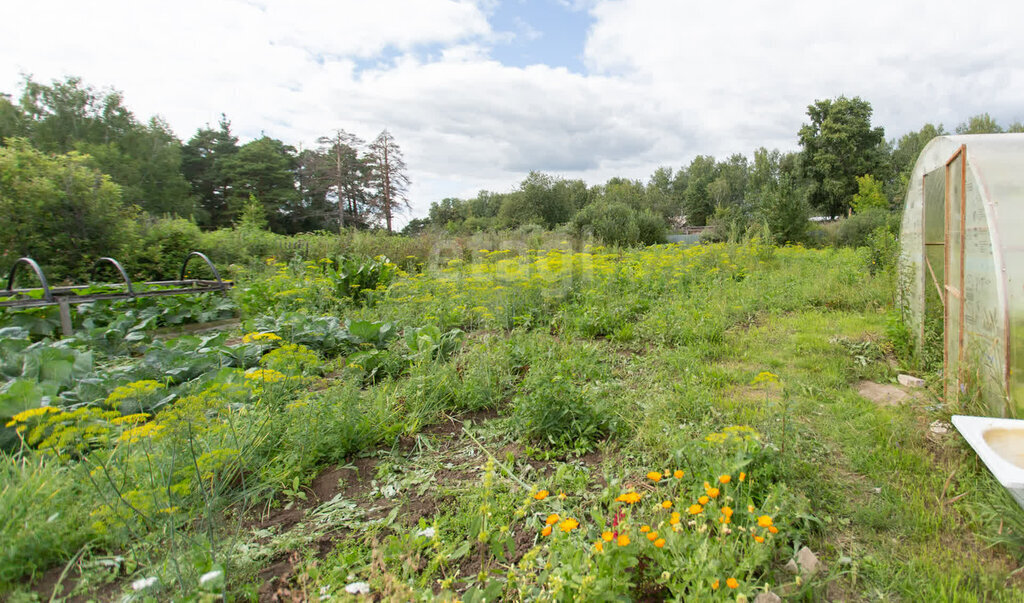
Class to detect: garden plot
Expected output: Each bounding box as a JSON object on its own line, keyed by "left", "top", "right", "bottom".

{"left": 2, "top": 244, "right": 1023, "bottom": 601}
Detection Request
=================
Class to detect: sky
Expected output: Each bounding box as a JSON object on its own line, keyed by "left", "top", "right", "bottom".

{"left": 2, "top": 0, "right": 1023, "bottom": 226}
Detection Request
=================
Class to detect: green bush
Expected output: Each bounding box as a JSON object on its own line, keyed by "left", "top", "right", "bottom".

{"left": 126, "top": 217, "right": 203, "bottom": 280}
{"left": 835, "top": 208, "right": 899, "bottom": 248}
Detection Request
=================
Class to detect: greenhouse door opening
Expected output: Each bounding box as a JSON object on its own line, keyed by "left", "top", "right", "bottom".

{"left": 944, "top": 146, "right": 967, "bottom": 402}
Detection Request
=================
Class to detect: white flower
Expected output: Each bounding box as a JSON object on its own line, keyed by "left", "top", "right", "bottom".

{"left": 199, "top": 569, "right": 223, "bottom": 585}
{"left": 417, "top": 527, "right": 436, "bottom": 538}
{"left": 132, "top": 576, "right": 158, "bottom": 591}
{"left": 344, "top": 581, "right": 370, "bottom": 594}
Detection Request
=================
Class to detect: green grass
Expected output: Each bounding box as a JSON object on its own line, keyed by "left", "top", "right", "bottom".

{"left": 2, "top": 242, "right": 1022, "bottom": 601}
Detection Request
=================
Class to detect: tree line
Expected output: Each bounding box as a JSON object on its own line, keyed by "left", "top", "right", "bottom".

{"left": 0, "top": 76, "right": 410, "bottom": 234}
{"left": 423, "top": 97, "right": 1023, "bottom": 245}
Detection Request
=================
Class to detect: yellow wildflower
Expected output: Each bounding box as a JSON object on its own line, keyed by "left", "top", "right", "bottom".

{"left": 647, "top": 471, "right": 662, "bottom": 482}
{"left": 673, "top": 469, "right": 684, "bottom": 479}
{"left": 5, "top": 406, "right": 59, "bottom": 426}
{"left": 661, "top": 500, "right": 672, "bottom": 509}
{"left": 534, "top": 490, "right": 549, "bottom": 501}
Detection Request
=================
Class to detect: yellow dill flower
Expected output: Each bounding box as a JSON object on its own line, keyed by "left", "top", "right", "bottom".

{"left": 105, "top": 380, "right": 164, "bottom": 406}
{"left": 110, "top": 413, "right": 151, "bottom": 425}
{"left": 5, "top": 406, "right": 59, "bottom": 426}
{"left": 244, "top": 368, "right": 287, "bottom": 383}
{"left": 118, "top": 422, "right": 164, "bottom": 443}
{"left": 242, "top": 331, "right": 283, "bottom": 344}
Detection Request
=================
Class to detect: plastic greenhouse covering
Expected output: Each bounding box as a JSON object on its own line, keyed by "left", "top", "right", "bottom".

{"left": 899, "top": 133, "right": 1024, "bottom": 418}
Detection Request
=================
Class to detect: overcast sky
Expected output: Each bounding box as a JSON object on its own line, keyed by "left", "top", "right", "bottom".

{"left": 3, "top": 0, "right": 1022, "bottom": 224}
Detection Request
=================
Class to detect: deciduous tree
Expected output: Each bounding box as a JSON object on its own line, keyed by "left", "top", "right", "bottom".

{"left": 798, "top": 96, "right": 887, "bottom": 218}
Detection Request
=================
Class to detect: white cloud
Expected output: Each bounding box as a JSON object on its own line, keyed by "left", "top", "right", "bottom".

{"left": 3, "top": 0, "right": 1024, "bottom": 225}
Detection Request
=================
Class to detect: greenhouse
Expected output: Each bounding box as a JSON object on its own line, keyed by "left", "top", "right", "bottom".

{"left": 899, "top": 133, "right": 1024, "bottom": 417}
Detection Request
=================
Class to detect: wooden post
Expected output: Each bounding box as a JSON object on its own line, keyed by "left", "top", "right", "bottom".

{"left": 58, "top": 299, "right": 72, "bottom": 337}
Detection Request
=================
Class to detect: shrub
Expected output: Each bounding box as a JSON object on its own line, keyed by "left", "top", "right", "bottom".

{"left": 126, "top": 217, "right": 203, "bottom": 280}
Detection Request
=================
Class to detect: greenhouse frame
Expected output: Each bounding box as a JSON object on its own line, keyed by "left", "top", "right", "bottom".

{"left": 899, "top": 133, "right": 1024, "bottom": 417}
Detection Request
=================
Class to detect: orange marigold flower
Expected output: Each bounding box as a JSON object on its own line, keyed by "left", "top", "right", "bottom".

{"left": 739, "top": 472, "right": 746, "bottom": 482}
{"left": 654, "top": 538, "right": 666, "bottom": 548}
{"left": 747, "top": 504, "right": 755, "bottom": 513}
{"left": 712, "top": 579, "right": 720, "bottom": 590}
{"left": 769, "top": 526, "right": 779, "bottom": 534}
{"left": 646, "top": 531, "right": 659, "bottom": 541}
{"left": 718, "top": 515, "right": 731, "bottom": 524}
{"left": 602, "top": 531, "right": 614, "bottom": 542}
{"left": 616, "top": 491, "right": 642, "bottom": 504}
{"left": 726, "top": 577, "right": 739, "bottom": 589}
{"left": 546, "top": 513, "right": 560, "bottom": 525}
{"left": 541, "top": 525, "right": 552, "bottom": 536}
{"left": 558, "top": 518, "right": 579, "bottom": 532}
{"left": 534, "top": 490, "right": 549, "bottom": 501}
{"left": 757, "top": 515, "right": 773, "bottom": 528}
{"left": 594, "top": 540, "right": 604, "bottom": 552}
{"left": 647, "top": 471, "right": 663, "bottom": 482}
{"left": 673, "top": 469, "right": 684, "bottom": 479}
{"left": 640, "top": 525, "right": 651, "bottom": 533}
{"left": 722, "top": 506, "right": 734, "bottom": 518}
{"left": 754, "top": 535, "right": 765, "bottom": 543}
{"left": 669, "top": 512, "right": 681, "bottom": 524}
{"left": 662, "top": 500, "right": 672, "bottom": 509}
{"left": 617, "top": 534, "right": 630, "bottom": 546}
{"left": 698, "top": 495, "right": 709, "bottom": 505}
{"left": 719, "top": 474, "right": 731, "bottom": 484}
{"left": 707, "top": 487, "right": 720, "bottom": 499}
{"left": 688, "top": 504, "right": 703, "bottom": 515}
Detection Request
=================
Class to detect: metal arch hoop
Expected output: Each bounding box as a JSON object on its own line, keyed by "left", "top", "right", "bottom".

{"left": 179, "top": 252, "right": 225, "bottom": 288}
{"left": 5, "top": 257, "right": 53, "bottom": 302}
{"left": 89, "top": 257, "right": 135, "bottom": 297}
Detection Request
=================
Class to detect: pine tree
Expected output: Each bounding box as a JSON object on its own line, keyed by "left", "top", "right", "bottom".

{"left": 367, "top": 129, "right": 410, "bottom": 232}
